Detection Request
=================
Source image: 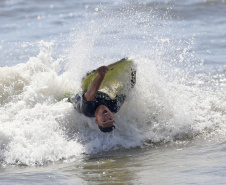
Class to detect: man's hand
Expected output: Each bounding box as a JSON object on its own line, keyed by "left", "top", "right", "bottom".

{"left": 97, "top": 66, "right": 109, "bottom": 78}
{"left": 84, "top": 66, "right": 108, "bottom": 101}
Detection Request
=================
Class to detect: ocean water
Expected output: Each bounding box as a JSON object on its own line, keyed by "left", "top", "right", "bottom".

{"left": 0, "top": 0, "right": 225, "bottom": 184}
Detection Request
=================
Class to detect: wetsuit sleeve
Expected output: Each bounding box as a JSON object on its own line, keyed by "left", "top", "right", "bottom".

{"left": 80, "top": 94, "right": 96, "bottom": 117}
{"left": 68, "top": 93, "right": 96, "bottom": 117}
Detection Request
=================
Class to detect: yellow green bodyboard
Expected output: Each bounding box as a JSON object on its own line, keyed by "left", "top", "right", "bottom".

{"left": 82, "top": 58, "right": 135, "bottom": 99}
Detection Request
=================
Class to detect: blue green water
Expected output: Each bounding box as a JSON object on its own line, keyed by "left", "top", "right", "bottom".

{"left": 0, "top": 0, "right": 225, "bottom": 184}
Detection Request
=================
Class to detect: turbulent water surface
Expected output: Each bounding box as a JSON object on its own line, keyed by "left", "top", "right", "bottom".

{"left": 0, "top": 0, "right": 226, "bottom": 184}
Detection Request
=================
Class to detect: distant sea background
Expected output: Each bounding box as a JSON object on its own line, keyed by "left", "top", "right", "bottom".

{"left": 0, "top": 0, "right": 225, "bottom": 184}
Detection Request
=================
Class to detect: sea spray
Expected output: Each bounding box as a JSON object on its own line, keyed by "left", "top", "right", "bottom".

{"left": 0, "top": 41, "right": 84, "bottom": 165}
{"left": 0, "top": 3, "right": 225, "bottom": 166}
{"left": 63, "top": 4, "right": 226, "bottom": 152}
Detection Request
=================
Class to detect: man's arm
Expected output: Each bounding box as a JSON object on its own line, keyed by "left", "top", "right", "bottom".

{"left": 84, "top": 66, "right": 108, "bottom": 101}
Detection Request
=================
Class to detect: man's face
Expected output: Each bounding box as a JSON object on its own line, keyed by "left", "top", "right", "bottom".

{"left": 95, "top": 105, "right": 114, "bottom": 127}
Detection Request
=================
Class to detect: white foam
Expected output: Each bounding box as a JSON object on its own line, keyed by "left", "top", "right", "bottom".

{"left": 0, "top": 41, "right": 84, "bottom": 165}
{"left": 0, "top": 8, "right": 225, "bottom": 165}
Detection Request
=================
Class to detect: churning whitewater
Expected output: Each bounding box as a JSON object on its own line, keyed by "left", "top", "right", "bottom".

{"left": 0, "top": 38, "right": 225, "bottom": 166}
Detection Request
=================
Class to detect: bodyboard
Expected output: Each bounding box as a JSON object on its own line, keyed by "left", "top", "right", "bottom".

{"left": 82, "top": 58, "right": 136, "bottom": 99}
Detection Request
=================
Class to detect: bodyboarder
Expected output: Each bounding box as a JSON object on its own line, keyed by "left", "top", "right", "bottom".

{"left": 69, "top": 65, "right": 136, "bottom": 133}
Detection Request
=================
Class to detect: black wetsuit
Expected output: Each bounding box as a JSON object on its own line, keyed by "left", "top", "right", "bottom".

{"left": 69, "top": 92, "right": 125, "bottom": 117}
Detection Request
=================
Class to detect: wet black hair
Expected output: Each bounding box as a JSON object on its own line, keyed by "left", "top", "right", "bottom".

{"left": 98, "top": 125, "right": 115, "bottom": 132}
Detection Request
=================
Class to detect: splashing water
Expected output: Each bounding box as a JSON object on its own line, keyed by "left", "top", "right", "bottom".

{"left": 0, "top": 4, "right": 225, "bottom": 166}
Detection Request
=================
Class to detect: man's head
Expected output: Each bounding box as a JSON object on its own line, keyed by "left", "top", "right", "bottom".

{"left": 95, "top": 105, "right": 115, "bottom": 132}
